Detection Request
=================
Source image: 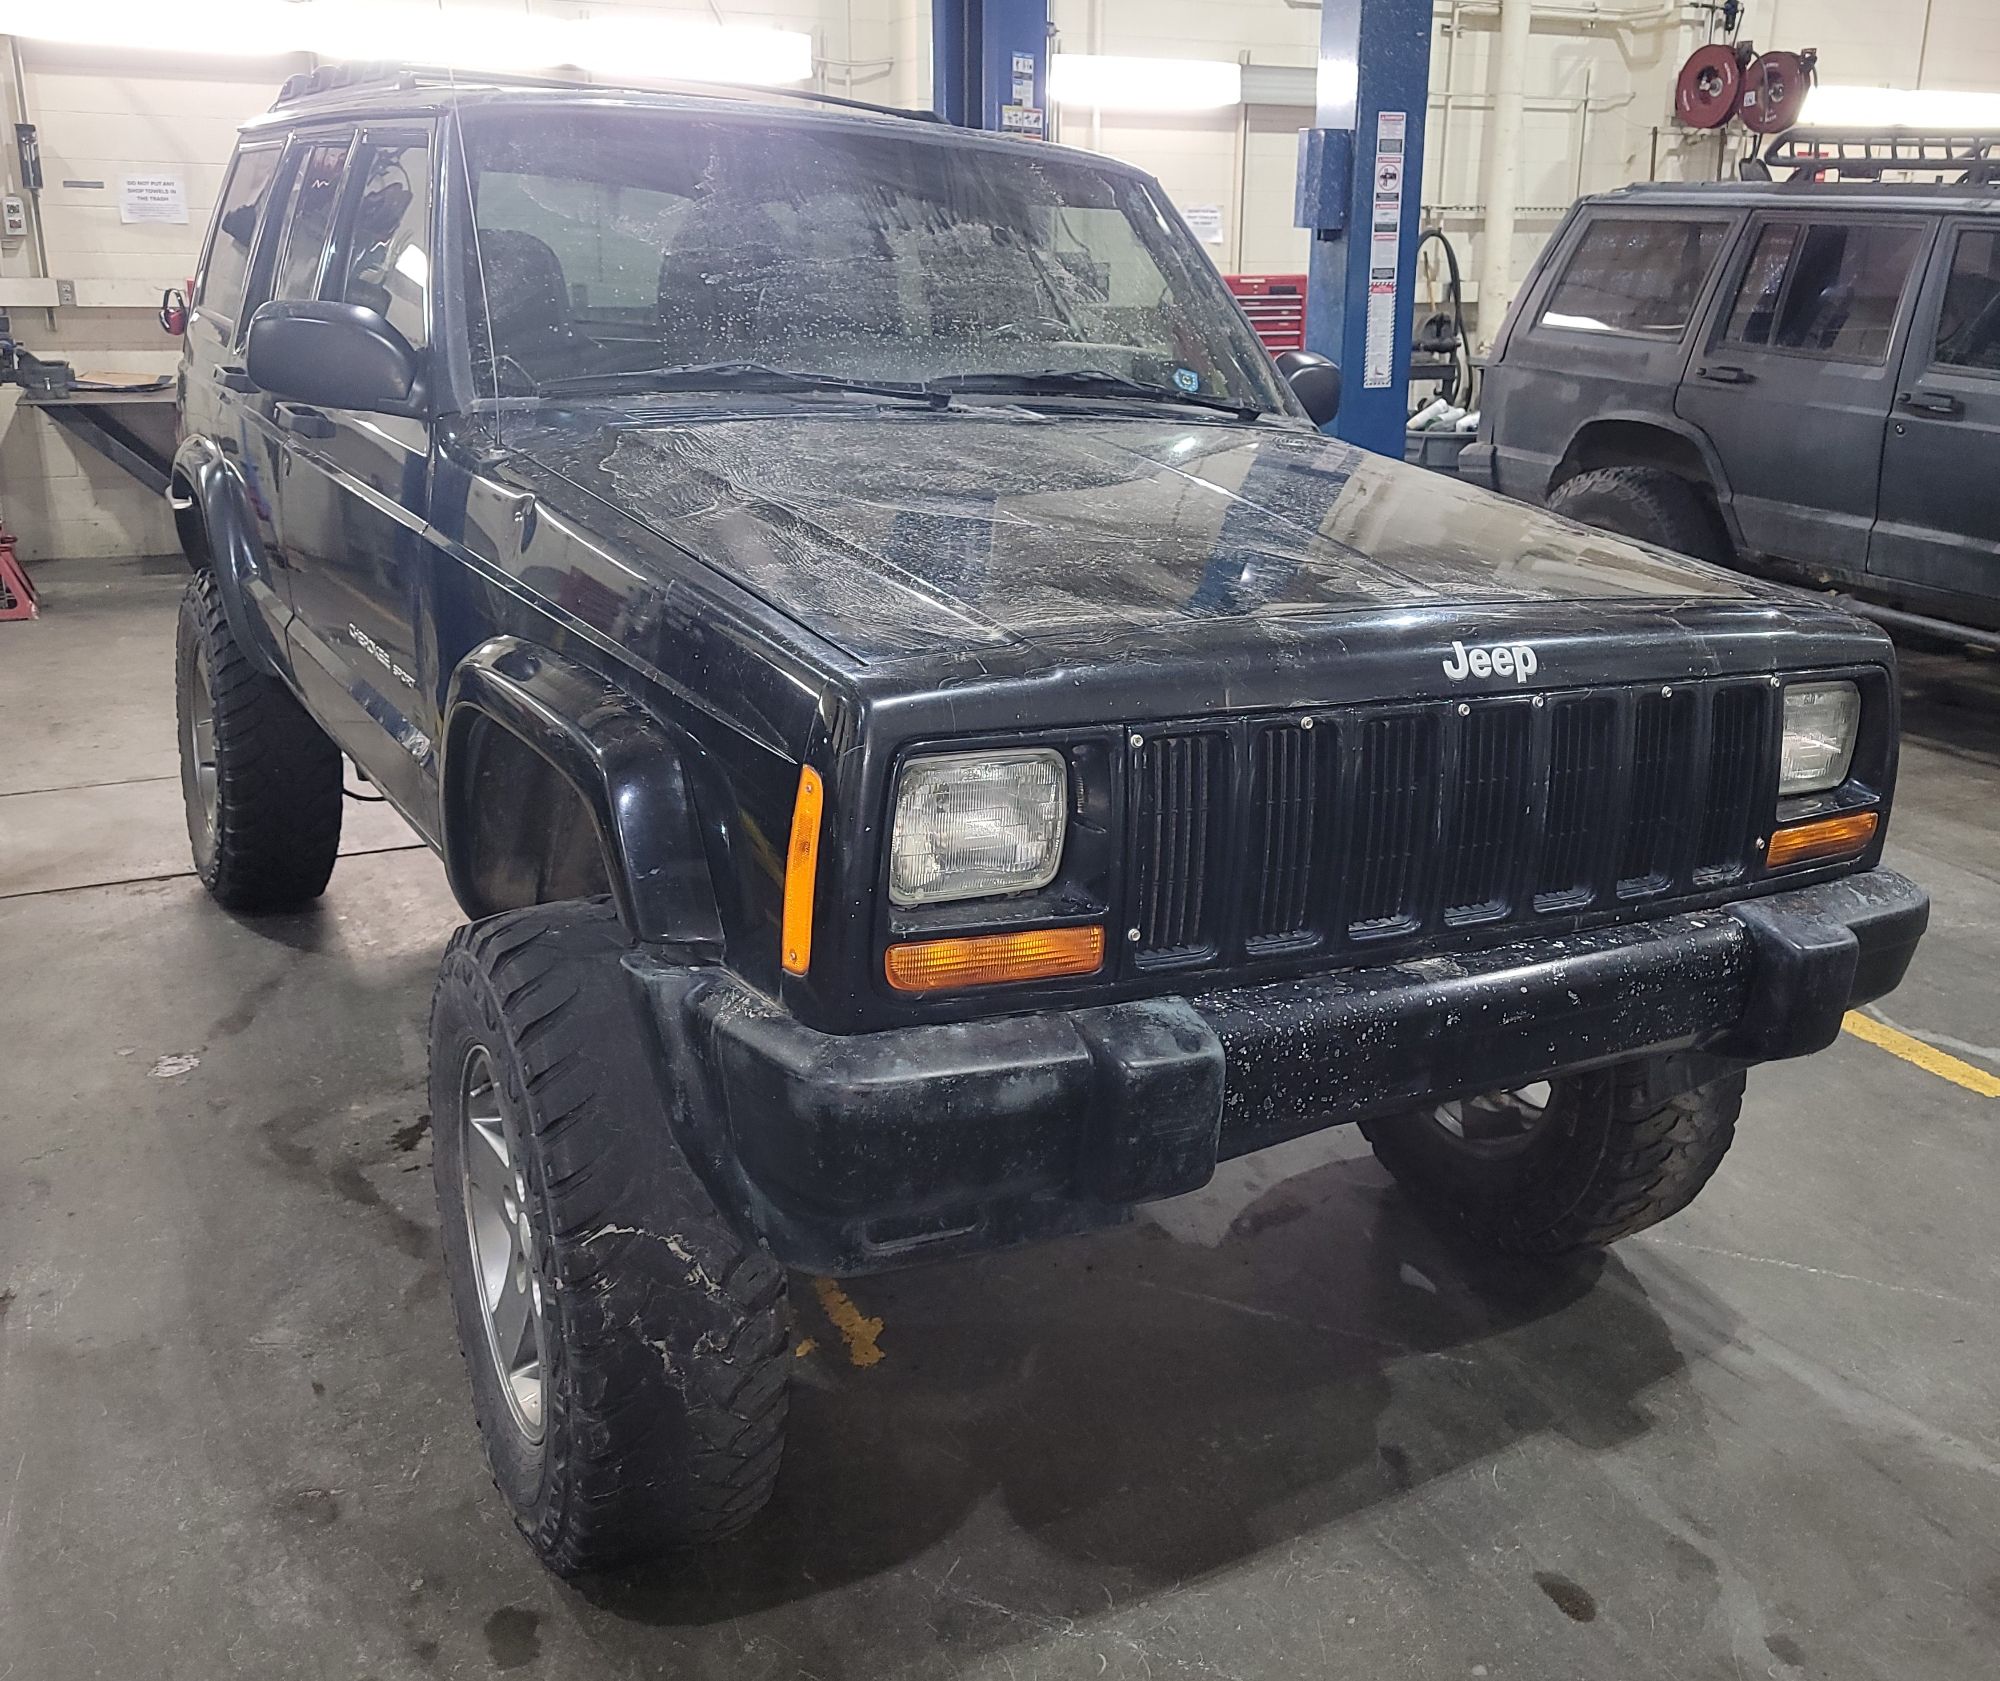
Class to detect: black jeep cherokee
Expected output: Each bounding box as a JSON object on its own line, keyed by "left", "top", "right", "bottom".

{"left": 172, "top": 69, "right": 1927, "bottom": 1575}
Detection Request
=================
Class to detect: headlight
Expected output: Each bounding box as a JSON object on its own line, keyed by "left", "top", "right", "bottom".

{"left": 1779, "top": 681, "right": 1861, "bottom": 796}
{"left": 889, "top": 749, "right": 1067, "bottom": 907}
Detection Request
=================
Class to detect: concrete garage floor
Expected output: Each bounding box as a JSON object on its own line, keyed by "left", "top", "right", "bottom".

{"left": 4, "top": 556, "right": 1998, "bottom": 1681}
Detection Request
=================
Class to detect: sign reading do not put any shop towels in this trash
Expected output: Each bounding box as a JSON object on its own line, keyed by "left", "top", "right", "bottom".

{"left": 119, "top": 176, "right": 188, "bottom": 224}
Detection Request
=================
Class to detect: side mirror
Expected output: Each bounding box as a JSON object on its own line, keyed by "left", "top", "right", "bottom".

{"left": 1275, "top": 349, "right": 1342, "bottom": 428}
{"left": 245, "top": 299, "right": 423, "bottom": 416}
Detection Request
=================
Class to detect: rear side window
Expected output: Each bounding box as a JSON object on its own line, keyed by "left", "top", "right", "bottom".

{"left": 1934, "top": 228, "right": 2000, "bottom": 373}
{"left": 272, "top": 139, "right": 353, "bottom": 304}
{"left": 337, "top": 136, "right": 432, "bottom": 349}
{"left": 1537, "top": 218, "right": 1729, "bottom": 339}
{"left": 199, "top": 146, "right": 282, "bottom": 322}
{"left": 1721, "top": 220, "right": 1924, "bottom": 363}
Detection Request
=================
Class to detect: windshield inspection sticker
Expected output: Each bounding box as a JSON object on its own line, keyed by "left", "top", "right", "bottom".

{"left": 1173, "top": 367, "right": 1202, "bottom": 394}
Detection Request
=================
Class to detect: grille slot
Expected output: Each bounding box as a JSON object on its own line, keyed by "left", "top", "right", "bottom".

{"left": 1244, "top": 722, "right": 1326, "bottom": 947}
{"left": 1444, "top": 702, "right": 1533, "bottom": 923}
{"left": 1617, "top": 688, "right": 1695, "bottom": 896}
{"left": 1695, "top": 684, "right": 1771, "bottom": 883}
{"left": 1129, "top": 731, "right": 1225, "bottom": 963}
{"left": 1536, "top": 695, "right": 1615, "bottom": 909}
{"left": 1345, "top": 712, "right": 1439, "bottom": 939}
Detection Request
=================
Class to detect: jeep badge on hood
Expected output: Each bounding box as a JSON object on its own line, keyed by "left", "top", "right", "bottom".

{"left": 1442, "top": 639, "right": 1539, "bottom": 683}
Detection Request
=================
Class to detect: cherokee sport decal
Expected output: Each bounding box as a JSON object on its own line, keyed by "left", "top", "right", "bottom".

{"left": 1442, "top": 639, "right": 1539, "bottom": 684}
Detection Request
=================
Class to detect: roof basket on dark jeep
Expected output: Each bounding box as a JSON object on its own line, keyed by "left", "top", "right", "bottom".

{"left": 1742, "top": 127, "right": 2000, "bottom": 186}
{"left": 270, "top": 60, "right": 943, "bottom": 124}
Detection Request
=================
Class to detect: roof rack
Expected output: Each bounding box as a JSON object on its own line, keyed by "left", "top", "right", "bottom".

{"left": 271, "top": 61, "right": 944, "bottom": 125}
{"left": 1746, "top": 128, "right": 2000, "bottom": 186}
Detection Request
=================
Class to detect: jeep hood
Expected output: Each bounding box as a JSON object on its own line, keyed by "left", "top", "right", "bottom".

{"left": 520, "top": 408, "right": 1764, "bottom": 665}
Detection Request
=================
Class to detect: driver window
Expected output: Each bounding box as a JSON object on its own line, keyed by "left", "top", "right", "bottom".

{"left": 338, "top": 136, "right": 432, "bottom": 349}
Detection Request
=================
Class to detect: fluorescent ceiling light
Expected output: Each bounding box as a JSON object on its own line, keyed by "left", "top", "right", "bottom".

{"left": 0, "top": 1, "right": 813, "bottom": 85}
{"left": 1049, "top": 54, "right": 1242, "bottom": 112}
{"left": 1800, "top": 83, "right": 2000, "bottom": 130}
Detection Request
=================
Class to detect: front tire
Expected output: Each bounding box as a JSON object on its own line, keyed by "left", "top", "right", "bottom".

{"left": 1359, "top": 1058, "right": 1744, "bottom": 1255}
{"left": 1547, "top": 465, "right": 1731, "bottom": 566}
{"left": 429, "top": 899, "right": 790, "bottom": 1576}
{"left": 174, "top": 570, "right": 343, "bottom": 910}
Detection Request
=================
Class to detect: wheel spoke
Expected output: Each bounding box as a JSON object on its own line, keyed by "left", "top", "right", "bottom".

{"left": 464, "top": 1115, "right": 513, "bottom": 1210}
{"left": 490, "top": 1256, "right": 537, "bottom": 1371}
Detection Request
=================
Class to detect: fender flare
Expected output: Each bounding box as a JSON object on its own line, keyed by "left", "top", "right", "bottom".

{"left": 170, "top": 435, "right": 287, "bottom": 677}
{"left": 441, "top": 638, "right": 725, "bottom": 954}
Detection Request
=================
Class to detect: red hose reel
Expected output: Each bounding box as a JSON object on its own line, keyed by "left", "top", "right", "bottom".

{"left": 1675, "top": 43, "right": 1817, "bottom": 136}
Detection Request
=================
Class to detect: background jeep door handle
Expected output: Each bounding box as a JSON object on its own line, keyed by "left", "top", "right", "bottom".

{"left": 273, "top": 402, "right": 335, "bottom": 441}
{"left": 214, "top": 364, "right": 257, "bottom": 393}
{"left": 1696, "top": 364, "right": 1756, "bottom": 385}
{"left": 1898, "top": 390, "right": 1964, "bottom": 418}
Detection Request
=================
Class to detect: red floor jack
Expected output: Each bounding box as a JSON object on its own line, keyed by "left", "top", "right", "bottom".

{"left": 0, "top": 521, "right": 36, "bottom": 620}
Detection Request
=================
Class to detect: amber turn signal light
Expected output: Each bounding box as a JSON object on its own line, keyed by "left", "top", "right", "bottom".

{"left": 885, "top": 925, "right": 1105, "bottom": 993}
{"left": 1766, "top": 809, "right": 1878, "bottom": 870}
{"left": 781, "top": 765, "right": 823, "bottom": 976}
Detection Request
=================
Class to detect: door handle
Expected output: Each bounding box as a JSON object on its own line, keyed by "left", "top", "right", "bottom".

{"left": 1697, "top": 364, "right": 1756, "bottom": 385}
{"left": 1898, "top": 390, "right": 1964, "bottom": 418}
{"left": 273, "top": 402, "right": 335, "bottom": 441}
{"left": 214, "top": 363, "right": 257, "bottom": 393}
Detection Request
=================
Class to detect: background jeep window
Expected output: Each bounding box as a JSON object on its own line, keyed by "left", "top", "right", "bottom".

{"left": 1721, "top": 220, "right": 1924, "bottom": 364}
{"left": 461, "top": 108, "right": 1289, "bottom": 412}
{"left": 1536, "top": 217, "right": 1728, "bottom": 338}
{"left": 1934, "top": 229, "right": 2000, "bottom": 373}
{"left": 336, "top": 137, "right": 432, "bottom": 350}
{"left": 273, "top": 139, "right": 353, "bottom": 305}
{"left": 197, "top": 145, "right": 281, "bottom": 323}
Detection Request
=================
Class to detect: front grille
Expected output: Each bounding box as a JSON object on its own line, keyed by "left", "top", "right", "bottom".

{"left": 1124, "top": 679, "right": 1774, "bottom": 971}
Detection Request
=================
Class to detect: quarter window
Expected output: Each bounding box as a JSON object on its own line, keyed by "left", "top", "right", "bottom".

{"left": 1721, "top": 220, "right": 1924, "bottom": 364}
{"left": 198, "top": 146, "right": 282, "bottom": 322}
{"left": 1934, "top": 228, "right": 2000, "bottom": 373}
{"left": 338, "top": 137, "right": 432, "bottom": 349}
{"left": 273, "top": 139, "right": 353, "bottom": 304}
{"left": 1537, "top": 218, "right": 1730, "bottom": 339}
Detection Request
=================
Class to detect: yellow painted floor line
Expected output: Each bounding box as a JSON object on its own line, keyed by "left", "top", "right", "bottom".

{"left": 811, "top": 1277, "right": 886, "bottom": 1367}
{"left": 1843, "top": 1011, "right": 2000, "bottom": 1099}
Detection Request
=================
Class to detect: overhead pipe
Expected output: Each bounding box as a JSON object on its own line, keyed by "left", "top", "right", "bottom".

{"left": 1473, "top": 0, "right": 1533, "bottom": 351}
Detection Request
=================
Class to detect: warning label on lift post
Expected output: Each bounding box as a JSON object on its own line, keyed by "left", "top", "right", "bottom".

{"left": 1364, "top": 111, "right": 1407, "bottom": 390}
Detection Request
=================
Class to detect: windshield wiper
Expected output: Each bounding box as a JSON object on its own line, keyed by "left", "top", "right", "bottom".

{"left": 935, "top": 368, "right": 1265, "bottom": 420}
{"left": 532, "top": 360, "right": 950, "bottom": 408}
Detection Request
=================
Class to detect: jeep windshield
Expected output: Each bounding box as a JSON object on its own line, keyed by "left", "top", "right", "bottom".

{"left": 460, "top": 105, "right": 1292, "bottom": 418}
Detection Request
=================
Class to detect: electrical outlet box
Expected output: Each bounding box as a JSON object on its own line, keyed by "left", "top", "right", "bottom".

{"left": 1, "top": 195, "right": 23, "bottom": 239}
{"left": 55, "top": 278, "right": 76, "bottom": 308}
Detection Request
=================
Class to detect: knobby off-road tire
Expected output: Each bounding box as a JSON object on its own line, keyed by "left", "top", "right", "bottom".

{"left": 429, "top": 899, "right": 790, "bottom": 1576}
{"left": 1547, "top": 465, "right": 1732, "bottom": 567}
{"left": 1359, "top": 1059, "right": 1745, "bottom": 1256}
{"left": 174, "top": 569, "right": 343, "bottom": 910}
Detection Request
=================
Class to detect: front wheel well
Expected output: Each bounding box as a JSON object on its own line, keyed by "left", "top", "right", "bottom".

{"left": 170, "top": 472, "right": 211, "bottom": 570}
{"left": 443, "top": 713, "right": 614, "bottom": 920}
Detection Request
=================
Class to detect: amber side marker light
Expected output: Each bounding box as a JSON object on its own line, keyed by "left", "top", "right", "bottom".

{"left": 781, "top": 765, "right": 824, "bottom": 976}
{"left": 1767, "top": 809, "right": 1879, "bottom": 870}
{"left": 885, "top": 925, "right": 1106, "bottom": 993}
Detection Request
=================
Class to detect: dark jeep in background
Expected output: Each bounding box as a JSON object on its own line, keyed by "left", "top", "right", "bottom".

{"left": 172, "top": 70, "right": 1926, "bottom": 1575}
{"left": 1465, "top": 154, "right": 2000, "bottom": 638}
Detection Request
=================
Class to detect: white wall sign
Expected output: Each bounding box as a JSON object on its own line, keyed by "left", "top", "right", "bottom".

{"left": 1183, "top": 204, "right": 1226, "bottom": 245}
{"left": 119, "top": 176, "right": 187, "bottom": 225}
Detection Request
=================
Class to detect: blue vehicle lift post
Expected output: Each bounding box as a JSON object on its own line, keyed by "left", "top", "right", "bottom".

{"left": 932, "top": 0, "right": 1048, "bottom": 134}
{"left": 1297, "top": 0, "right": 1436, "bottom": 455}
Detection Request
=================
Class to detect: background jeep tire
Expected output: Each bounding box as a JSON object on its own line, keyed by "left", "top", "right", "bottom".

{"left": 174, "top": 569, "right": 343, "bottom": 910}
{"left": 429, "top": 899, "right": 790, "bottom": 1576}
{"left": 1358, "top": 1057, "right": 1744, "bottom": 1255}
{"left": 1547, "top": 465, "right": 1731, "bottom": 566}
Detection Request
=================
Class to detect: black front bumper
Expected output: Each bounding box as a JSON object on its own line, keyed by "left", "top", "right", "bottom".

{"left": 630, "top": 869, "right": 1927, "bottom": 1275}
